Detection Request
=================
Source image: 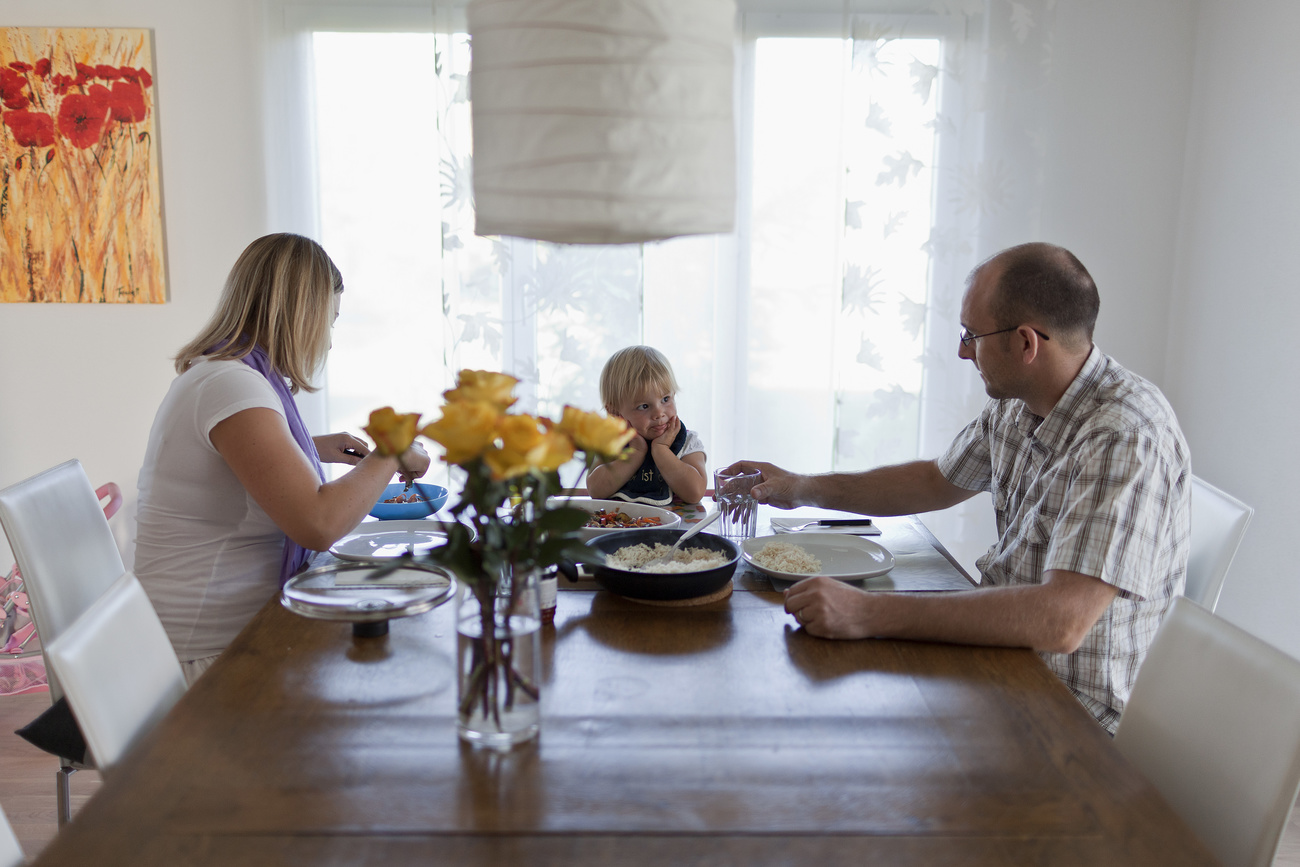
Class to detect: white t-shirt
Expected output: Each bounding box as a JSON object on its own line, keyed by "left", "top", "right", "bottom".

{"left": 133, "top": 358, "right": 288, "bottom": 661}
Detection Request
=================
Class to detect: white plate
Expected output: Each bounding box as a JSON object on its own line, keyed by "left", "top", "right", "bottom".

{"left": 771, "top": 516, "right": 881, "bottom": 536}
{"left": 741, "top": 533, "right": 895, "bottom": 582}
{"left": 330, "top": 520, "right": 454, "bottom": 562}
{"left": 546, "top": 497, "right": 681, "bottom": 540}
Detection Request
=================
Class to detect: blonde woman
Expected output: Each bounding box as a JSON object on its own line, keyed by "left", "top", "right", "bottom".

{"left": 133, "top": 233, "right": 429, "bottom": 683}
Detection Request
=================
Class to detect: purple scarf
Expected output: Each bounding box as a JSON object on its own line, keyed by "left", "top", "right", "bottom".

{"left": 238, "top": 345, "right": 325, "bottom": 584}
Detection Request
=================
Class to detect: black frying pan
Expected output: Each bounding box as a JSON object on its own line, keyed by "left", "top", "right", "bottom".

{"left": 564, "top": 528, "right": 740, "bottom": 601}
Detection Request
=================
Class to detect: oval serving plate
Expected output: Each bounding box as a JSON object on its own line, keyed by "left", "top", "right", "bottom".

{"left": 741, "top": 533, "right": 895, "bottom": 582}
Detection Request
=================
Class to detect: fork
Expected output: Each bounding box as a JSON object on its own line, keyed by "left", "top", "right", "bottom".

{"left": 782, "top": 517, "right": 875, "bottom": 532}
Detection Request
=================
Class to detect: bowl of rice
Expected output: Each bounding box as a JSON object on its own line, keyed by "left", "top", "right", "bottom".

{"left": 580, "top": 528, "right": 740, "bottom": 601}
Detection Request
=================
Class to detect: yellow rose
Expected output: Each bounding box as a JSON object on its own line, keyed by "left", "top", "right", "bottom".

{"left": 363, "top": 407, "right": 421, "bottom": 456}
{"left": 422, "top": 401, "right": 500, "bottom": 465}
{"left": 443, "top": 370, "right": 519, "bottom": 411}
{"left": 534, "top": 420, "right": 576, "bottom": 473}
{"left": 484, "top": 415, "right": 574, "bottom": 480}
{"left": 556, "top": 406, "right": 635, "bottom": 458}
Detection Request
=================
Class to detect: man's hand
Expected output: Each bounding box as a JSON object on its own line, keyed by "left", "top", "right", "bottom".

{"left": 784, "top": 576, "right": 877, "bottom": 639}
{"left": 720, "top": 460, "right": 807, "bottom": 509}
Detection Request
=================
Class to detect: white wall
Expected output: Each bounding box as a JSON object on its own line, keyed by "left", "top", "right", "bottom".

{"left": 1039, "top": 0, "right": 1198, "bottom": 384}
{"left": 1166, "top": 0, "right": 1300, "bottom": 659}
{"left": 0, "top": 0, "right": 269, "bottom": 561}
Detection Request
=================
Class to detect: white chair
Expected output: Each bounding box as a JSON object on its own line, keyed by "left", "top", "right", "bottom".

{"left": 0, "top": 804, "right": 22, "bottom": 867}
{"left": 44, "top": 572, "right": 186, "bottom": 774}
{"left": 1186, "top": 474, "right": 1254, "bottom": 612}
{"left": 1114, "top": 597, "right": 1300, "bottom": 867}
{"left": 0, "top": 459, "right": 127, "bottom": 823}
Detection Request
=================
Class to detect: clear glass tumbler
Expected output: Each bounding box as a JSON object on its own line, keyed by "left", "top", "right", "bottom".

{"left": 713, "top": 467, "right": 761, "bottom": 540}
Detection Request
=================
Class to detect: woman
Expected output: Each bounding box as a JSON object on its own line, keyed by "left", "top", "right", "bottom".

{"left": 133, "top": 233, "right": 429, "bottom": 683}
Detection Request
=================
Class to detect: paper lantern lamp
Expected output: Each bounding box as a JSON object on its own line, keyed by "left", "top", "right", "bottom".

{"left": 467, "top": 0, "right": 737, "bottom": 244}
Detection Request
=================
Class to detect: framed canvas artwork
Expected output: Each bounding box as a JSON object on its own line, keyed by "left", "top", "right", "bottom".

{"left": 1, "top": 27, "right": 166, "bottom": 303}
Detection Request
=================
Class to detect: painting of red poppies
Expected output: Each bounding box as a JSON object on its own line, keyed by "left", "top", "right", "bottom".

{"left": 0, "top": 28, "right": 165, "bottom": 303}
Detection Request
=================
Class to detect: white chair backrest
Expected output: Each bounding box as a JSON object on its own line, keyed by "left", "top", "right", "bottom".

{"left": 44, "top": 572, "right": 187, "bottom": 774}
{"left": 1114, "top": 597, "right": 1300, "bottom": 867}
{"left": 0, "top": 460, "right": 126, "bottom": 701}
{"left": 0, "top": 805, "right": 22, "bottom": 867}
{"left": 1186, "top": 475, "right": 1254, "bottom": 612}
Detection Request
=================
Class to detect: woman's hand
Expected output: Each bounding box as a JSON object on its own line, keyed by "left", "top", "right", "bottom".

{"left": 313, "top": 432, "right": 369, "bottom": 465}
{"left": 397, "top": 441, "right": 431, "bottom": 483}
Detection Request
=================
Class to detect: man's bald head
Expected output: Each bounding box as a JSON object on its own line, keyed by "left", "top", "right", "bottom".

{"left": 973, "top": 243, "right": 1099, "bottom": 348}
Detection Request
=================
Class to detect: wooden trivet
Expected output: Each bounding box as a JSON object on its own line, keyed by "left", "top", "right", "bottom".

{"left": 620, "top": 581, "right": 733, "bottom": 607}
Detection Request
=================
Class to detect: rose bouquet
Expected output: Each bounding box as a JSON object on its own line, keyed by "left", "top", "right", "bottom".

{"left": 363, "top": 370, "right": 634, "bottom": 747}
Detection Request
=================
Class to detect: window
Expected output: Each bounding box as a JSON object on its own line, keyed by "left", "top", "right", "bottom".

{"left": 306, "top": 13, "right": 949, "bottom": 488}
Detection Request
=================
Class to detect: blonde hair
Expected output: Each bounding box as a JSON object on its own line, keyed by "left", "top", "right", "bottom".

{"left": 174, "top": 233, "right": 342, "bottom": 393}
{"left": 600, "top": 346, "right": 680, "bottom": 415}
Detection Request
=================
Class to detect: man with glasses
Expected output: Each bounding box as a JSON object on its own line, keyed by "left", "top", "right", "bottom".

{"left": 729, "top": 242, "right": 1189, "bottom": 733}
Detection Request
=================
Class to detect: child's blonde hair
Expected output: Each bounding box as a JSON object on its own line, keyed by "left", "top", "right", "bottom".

{"left": 600, "top": 346, "right": 680, "bottom": 415}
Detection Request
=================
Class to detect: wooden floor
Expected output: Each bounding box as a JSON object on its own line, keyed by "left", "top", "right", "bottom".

{"left": 0, "top": 692, "right": 101, "bottom": 859}
{"left": 1, "top": 689, "right": 1298, "bottom": 863}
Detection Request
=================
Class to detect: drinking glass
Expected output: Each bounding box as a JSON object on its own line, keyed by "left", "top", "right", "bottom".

{"left": 713, "top": 468, "right": 761, "bottom": 540}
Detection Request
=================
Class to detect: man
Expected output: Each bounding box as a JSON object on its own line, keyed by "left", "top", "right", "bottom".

{"left": 732, "top": 242, "right": 1189, "bottom": 732}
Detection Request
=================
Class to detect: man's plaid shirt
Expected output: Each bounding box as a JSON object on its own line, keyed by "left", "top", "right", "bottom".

{"left": 938, "top": 346, "right": 1190, "bottom": 732}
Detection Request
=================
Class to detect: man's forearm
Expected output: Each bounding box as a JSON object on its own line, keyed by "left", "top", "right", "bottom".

{"left": 800, "top": 460, "right": 974, "bottom": 516}
{"left": 786, "top": 569, "right": 1119, "bottom": 654}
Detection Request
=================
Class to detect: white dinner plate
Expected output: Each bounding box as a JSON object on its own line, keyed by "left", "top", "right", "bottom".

{"left": 330, "top": 520, "right": 454, "bottom": 562}
{"left": 741, "top": 533, "right": 895, "bottom": 582}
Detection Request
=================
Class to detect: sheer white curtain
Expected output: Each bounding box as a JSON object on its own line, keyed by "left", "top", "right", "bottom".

{"left": 280, "top": 0, "right": 1062, "bottom": 573}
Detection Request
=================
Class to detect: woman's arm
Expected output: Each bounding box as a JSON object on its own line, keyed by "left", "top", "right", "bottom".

{"left": 210, "top": 407, "right": 429, "bottom": 551}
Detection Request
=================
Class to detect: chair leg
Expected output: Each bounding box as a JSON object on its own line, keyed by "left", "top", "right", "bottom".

{"left": 57, "top": 764, "right": 76, "bottom": 826}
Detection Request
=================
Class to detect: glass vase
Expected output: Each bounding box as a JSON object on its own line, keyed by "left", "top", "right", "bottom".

{"left": 456, "top": 567, "right": 542, "bottom": 749}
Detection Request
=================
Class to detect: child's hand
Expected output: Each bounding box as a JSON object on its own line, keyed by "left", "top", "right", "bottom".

{"left": 625, "top": 433, "right": 649, "bottom": 462}
{"left": 651, "top": 416, "right": 681, "bottom": 449}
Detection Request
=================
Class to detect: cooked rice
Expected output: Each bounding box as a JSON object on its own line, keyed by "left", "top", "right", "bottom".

{"left": 607, "top": 542, "right": 729, "bottom": 574}
{"left": 751, "top": 540, "right": 822, "bottom": 573}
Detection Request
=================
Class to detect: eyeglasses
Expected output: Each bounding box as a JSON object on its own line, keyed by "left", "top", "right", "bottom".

{"left": 959, "top": 326, "right": 1050, "bottom": 347}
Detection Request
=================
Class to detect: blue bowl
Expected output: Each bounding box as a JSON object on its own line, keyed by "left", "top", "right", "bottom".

{"left": 369, "top": 483, "right": 449, "bottom": 520}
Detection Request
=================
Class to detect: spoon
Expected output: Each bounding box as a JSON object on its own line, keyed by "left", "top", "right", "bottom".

{"left": 643, "top": 509, "right": 722, "bottom": 569}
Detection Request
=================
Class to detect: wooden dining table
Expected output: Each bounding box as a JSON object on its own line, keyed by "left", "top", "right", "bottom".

{"left": 32, "top": 510, "right": 1218, "bottom": 866}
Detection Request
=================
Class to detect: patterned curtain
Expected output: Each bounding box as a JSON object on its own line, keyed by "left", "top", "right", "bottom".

{"left": 317, "top": 1, "right": 1060, "bottom": 570}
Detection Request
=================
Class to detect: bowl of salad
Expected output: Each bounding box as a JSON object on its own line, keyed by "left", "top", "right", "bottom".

{"left": 546, "top": 497, "right": 681, "bottom": 541}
